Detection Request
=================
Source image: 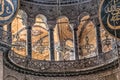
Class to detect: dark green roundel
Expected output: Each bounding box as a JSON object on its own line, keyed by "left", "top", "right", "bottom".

{"left": 99, "top": 0, "right": 120, "bottom": 39}
{"left": 0, "top": 0, "right": 19, "bottom": 25}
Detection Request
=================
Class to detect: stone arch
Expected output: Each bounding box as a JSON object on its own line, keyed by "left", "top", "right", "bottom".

{"left": 17, "top": 9, "right": 28, "bottom": 26}
{"left": 78, "top": 12, "right": 90, "bottom": 22}
{"left": 34, "top": 14, "right": 48, "bottom": 29}
{"left": 57, "top": 16, "right": 69, "bottom": 22}
{"left": 78, "top": 14, "right": 91, "bottom": 39}
{"left": 77, "top": 13, "right": 97, "bottom": 57}
{"left": 77, "top": 12, "right": 91, "bottom": 37}
{"left": 35, "top": 14, "right": 47, "bottom": 23}
{"left": 12, "top": 9, "right": 28, "bottom": 38}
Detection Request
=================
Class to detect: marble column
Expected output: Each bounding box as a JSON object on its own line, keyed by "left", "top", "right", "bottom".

{"left": 26, "top": 17, "right": 35, "bottom": 59}
{"left": 26, "top": 26, "right": 32, "bottom": 59}
{"left": 95, "top": 24, "right": 102, "bottom": 56}
{"left": 93, "top": 18, "right": 102, "bottom": 56}
{"left": 7, "top": 23, "right": 12, "bottom": 45}
{"left": 48, "top": 25, "right": 55, "bottom": 61}
{"left": 71, "top": 23, "right": 79, "bottom": 60}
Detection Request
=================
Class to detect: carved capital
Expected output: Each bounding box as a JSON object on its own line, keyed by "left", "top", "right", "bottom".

{"left": 26, "top": 26, "right": 32, "bottom": 30}
{"left": 70, "top": 21, "right": 79, "bottom": 31}
{"left": 27, "top": 17, "right": 35, "bottom": 26}
{"left": 47, "top": 21, "right": 56, "bottom": 30}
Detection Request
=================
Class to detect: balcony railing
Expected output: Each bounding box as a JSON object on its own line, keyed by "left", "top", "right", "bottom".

{"left": 8, "top": 49, "right": 118, "bottom": 73}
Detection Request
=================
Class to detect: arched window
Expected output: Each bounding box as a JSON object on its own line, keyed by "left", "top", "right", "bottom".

{"left": 11, "top": 9, "right": 28, "bottom": 56}
{"left": 32, "top": 14, "right": 49, "bottom": 60}
{"left": 78, "top": 15, "right": 97, "bottom": 58}
{"left": 55, "top": 16, "right": 74, "bottom": 60}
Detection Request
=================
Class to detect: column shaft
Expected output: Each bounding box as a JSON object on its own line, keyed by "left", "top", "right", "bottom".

{"left": 26, "top": 26, "right": 32, "bottom": 59}
{"left": 7, "top": 23, "right": 12, "bottom": 45}
{"left": 73, "top": 28, "right": 79, "bottom": 60}
{"left": 48, "top": 28, "right": 55, "bottom": 61}
{"left": 96, "top": 25, "right": 102, "bottom": 55}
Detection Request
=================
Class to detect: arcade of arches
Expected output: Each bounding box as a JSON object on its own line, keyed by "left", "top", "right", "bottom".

{"left": 10, "top": 10, "right": 99, "bottom": 60}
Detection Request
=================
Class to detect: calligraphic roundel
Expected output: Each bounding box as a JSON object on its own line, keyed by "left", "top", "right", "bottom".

{"left": 99, "top": 0, "right": 120, "bottom": 39}
{"left": 0, "top": 0, "right": 19, "bottom": 25}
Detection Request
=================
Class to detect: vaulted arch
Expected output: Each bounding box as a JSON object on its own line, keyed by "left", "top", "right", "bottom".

{"left": 34, "top": 14, "right": 47, "bottom": 29}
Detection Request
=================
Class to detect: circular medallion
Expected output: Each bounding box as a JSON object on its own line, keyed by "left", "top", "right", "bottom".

{"left": 0, "top": 0, "right": 19, "bottom": 25}
{"left": 99, "top": 0, "right": 120, "bottom": 39}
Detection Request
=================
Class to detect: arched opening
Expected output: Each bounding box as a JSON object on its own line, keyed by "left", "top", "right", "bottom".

{"left": 11, "top": 9, "right": 28, "bottom": 56}
{"left": 78, "top": 15, "right": 97, "bottom": 58}
{"left": 55, "top": 16, "right": 74, "bottom": 61}
{"left": 31, "top": 14, "right": 49, "bottom": 60}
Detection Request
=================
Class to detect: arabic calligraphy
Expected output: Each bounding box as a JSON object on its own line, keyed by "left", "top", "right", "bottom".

{"left": 0, "top": 0, "right": 19, "bottom": 25}
{"left": 99, "top": 0, "right": 120, "bottom": 38}
{"left": 105, "top": 0, "right": 120, "bottom": 30}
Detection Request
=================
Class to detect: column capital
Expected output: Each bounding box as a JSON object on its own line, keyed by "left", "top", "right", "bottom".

{"left": 92, "top": 17, "right": 100, "bottom": 26}
{"left": 47, "top": 24, "right": 55, "bottom": 30}
{"left": 26, "top": 26, "right": 32, "bottom": 30}
{"left": 27, "top": 17, "right": 35, "bottom": 26}
{"left": 70, "top": 23, "right": 79, "bottom": 31}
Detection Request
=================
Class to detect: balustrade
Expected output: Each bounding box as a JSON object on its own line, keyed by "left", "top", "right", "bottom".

{"left": 8, "top": 49, "right": 118, "bottom": 73}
